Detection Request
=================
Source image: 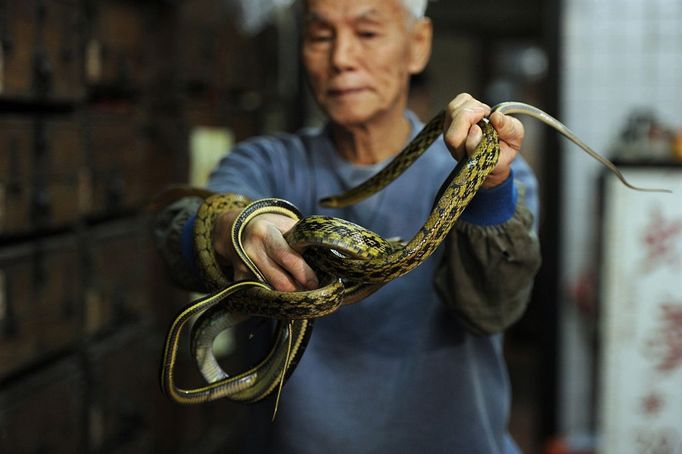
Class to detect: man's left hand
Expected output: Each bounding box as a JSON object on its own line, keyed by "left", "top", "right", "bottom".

{"left": 443, "top": 93, "right": 524, "bottom": 189}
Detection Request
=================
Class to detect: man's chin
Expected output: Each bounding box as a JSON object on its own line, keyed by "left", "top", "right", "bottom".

{"left": 325, "top": 106, "right": 378, "bottom": 128}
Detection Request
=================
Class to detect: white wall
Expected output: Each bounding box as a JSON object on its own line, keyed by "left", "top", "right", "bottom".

{"left": 560, "top": 0, "right": 682, "bottom": 441}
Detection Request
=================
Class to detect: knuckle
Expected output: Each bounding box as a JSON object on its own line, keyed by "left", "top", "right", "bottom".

{"left": 233, "top": 264, "right": 253, "bottom": 281}
{"left": 279, "top": 251, "right": 301, "bottom": 271}
{"left": 278, "top": 250, "right": 312, "bottom": 281}
{"left": 244, "top": 221, "right": 268, "bottom": 243}
{"left": 443, "top": 127, "right": 456, "bottom": 143}
{"left": 513, "top": 118, "right": 525, "bottom": 136}
{"left": 265, "top": 235, "right": 288, "bottom": 259}
{"left": 448, "top": 93, "right": 472, "bottom": 110}
{"left": 242, "top": 240, "right": 262, "bottom": 259}
{"left": 271, "top": 274, "right": 297, "bottom": 292}
{"left": 263, "top": 213, "right": 297, "bottom": 232}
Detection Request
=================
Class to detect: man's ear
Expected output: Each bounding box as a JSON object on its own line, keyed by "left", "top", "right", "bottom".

{"left": 408, "top": 18, "right": 433, "bottom": 75}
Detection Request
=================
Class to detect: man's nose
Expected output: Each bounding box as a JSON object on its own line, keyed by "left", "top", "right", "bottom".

{"left": 330, "top": 31, "right": 357, "bottom": 71}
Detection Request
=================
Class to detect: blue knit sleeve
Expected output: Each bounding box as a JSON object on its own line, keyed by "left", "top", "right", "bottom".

{"left": 458, "top": 156, "right": 539, "bottom": 229}
{"left": 206, "top": 137, "right": 281, "bottom": 199}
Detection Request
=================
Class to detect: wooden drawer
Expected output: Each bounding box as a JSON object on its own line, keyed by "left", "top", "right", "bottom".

{"left": 41, "top": 116, "right": 86, "bottom": 175}
{"left": 177, "top": 0, "right": 225, "bottom": 89}
{"left": 85, "top": 0, "right": 148, "bottom": 91}
{"left": 0, "top": 116, "right": 85, "bottom": 181}
{"left": 0, "top": 116, "right": 86, "bottom": 235}
{"left": 33, "top": 172, "right": 84, "bottom": 228}
{"left": 0, "top": 118, "right": 32, "bottom": 182}
{"left": 88, "top": 114, "right": 149, "bottom": 215}
{"left": 82, "top": 220, "right": 152, "bottom": 335}
{"left": 35, "top": 116, "right": 87, "bottom": 229}
{"left": 84, "top": 111, "right": 149, "bottom": 215}
{"left": 0, "top": 2, "right": 37, "bottom": 99}
{"left": 39, "top": 0, "right": 86, "bottom": 101}
{"left": 0, "top": 172, "right": 85, "bottom": 235}
{"left": 87, "top": 165, "right": 147, "bottom": 215}
{"left": 0, "top": 0, "right": 84, "bottom": 101}
{"left": 0, "top": 118, "right": 32, "bottom": 234}
{"left": 0, "top": 235, "right": 83, "bottom": 379}
{"left": 86, "top": 327, "right": 156, "bottom": 452}
{"left": 84, "top": 326, "right": 243, "bottom": 453}
{"left": 87, "top": 111, "right": 143, "bottom": 170}
{"left": 176, "top": 0, "right": 266, "bottom": 93}
{"left": 0, "top": 181, "right": 32, "bottom": 235}
{"left": 0, "top": 358, "right": 85, "bottom": 454}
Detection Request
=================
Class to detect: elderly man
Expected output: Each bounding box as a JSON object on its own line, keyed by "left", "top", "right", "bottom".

{"left": 154, "top": 0, "right": 541, "bottom": 452}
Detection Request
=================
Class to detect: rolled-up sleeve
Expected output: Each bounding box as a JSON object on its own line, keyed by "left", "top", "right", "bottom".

{"left": 152, "top": 196, "right": 211, "bottom": 292}
{"left": 434, "top": 172, "right": 542, "bottom": 335}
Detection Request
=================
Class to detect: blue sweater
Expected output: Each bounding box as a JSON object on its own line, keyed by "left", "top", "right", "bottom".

{"left": 184, "top": 111, "right": 538, "bottom": 453}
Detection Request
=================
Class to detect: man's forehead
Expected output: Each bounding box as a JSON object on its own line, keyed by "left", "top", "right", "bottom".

{"left": 303, "top": 0, "right": 406, "bottom": 23}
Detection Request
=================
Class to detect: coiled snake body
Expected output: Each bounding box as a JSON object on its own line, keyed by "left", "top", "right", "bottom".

{"left": 160, "top": 102, "right": 667, "bottom": 406}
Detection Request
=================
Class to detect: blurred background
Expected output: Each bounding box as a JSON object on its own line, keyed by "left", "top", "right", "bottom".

{"left": 0, "top": 0, "right": 680, "bottom": 452}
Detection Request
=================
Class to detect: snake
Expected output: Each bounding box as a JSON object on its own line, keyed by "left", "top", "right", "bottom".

{"left": 160, "top": 101, "right": 669, "bottom": 406}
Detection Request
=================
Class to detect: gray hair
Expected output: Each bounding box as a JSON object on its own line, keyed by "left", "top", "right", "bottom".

{"left": 296, "top": 1, "right": 428, "bottom": 19}
{"left": 400, "top": 0, "right": 428, "bottom": 18}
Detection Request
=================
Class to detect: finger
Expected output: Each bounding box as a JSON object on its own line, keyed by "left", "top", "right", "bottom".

{"left": 233, "top": 262, "right": 255, "bottom": 281}
{"left": 480, "top": 137, "right": 518, "bottom": 190}
{"left": 242, "top": 247, "right": 301, "bottom": 292}
{"left": 490, "top": 111, "right": 524, "bottom": 151}
{"left": 247, "top": 248, "right": 301, "bottom": 292}
{"left": 444, "top": 105, "right": 490, "bottom": 160}
{"left": 446, "top": 93, "right": 474, "bottom": 112}
{"left": 498, "top": 141, "right": 519, "bottom": 167}
{"left": 465, "top": 124, "right": 483, "bottom": 157}
{"left": 240, "top": 220, "right": 301, "bottom": 291}
{"left": 446, "top": 93, "right": 490, "bottom": 112}
{"left": 266, "top": 239, "right": 319, "bottom": 290}
{"left": 242, "top": 219, "right": 318, "bottom": 291}
{"left": 444, "top": 110, "right": 484, "bottom": 159}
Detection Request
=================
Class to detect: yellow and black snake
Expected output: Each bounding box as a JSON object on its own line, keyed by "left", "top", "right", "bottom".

{"left": 160, "top": 102, "right": 668, "bottom": 406}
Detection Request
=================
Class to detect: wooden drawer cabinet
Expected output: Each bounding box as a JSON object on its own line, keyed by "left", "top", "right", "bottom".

{"left": 86, "top": 327, "right": 156, "bottom": 452}
{"left": 0, "top": 1, "right": 37, "bottom": 99}
{"left": 0, "top": 116, "right": 86, "bottom": 235}
{"left": 0, "top": 359, "right": 85, "bottom": 454}
{"left": 85, "top": 111, "right": 149, "bottom": 215}
{"left": 85, "top": 0, "right": 148, "bottom": 91}
{"left": 0, "top": 235, "right": 83, "bottom": 379}
{"left": 0, "top": 118, "right": 32, "bottom": 233}
{"left": 82, "top": 220, "right": 151, "bottom": 335}
{"left": 0, "top": 0, "right": 84, "bottom": 101}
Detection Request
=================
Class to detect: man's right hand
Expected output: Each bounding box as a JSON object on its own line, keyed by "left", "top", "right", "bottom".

{"left": 212, "top": 210, "right": 319, "bottom": 292}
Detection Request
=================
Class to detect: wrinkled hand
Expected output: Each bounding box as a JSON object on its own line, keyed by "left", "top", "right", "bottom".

{"left": 443, "top": 93, "right": 524, "bottom": 189}
{"left": 213, "top": 210, "right": 319, "bottom": 292}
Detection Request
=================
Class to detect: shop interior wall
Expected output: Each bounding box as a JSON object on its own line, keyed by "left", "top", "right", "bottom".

{"left": 559, "top": 0, "right": 682, "bottom": 447}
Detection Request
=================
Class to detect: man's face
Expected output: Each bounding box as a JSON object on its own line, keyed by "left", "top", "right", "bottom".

{"left": 302, "top": 0, "right": 424, "bottom": 127}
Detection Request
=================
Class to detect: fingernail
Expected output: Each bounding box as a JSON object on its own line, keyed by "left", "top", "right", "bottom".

{"left": 306, "top": 278, "right": 319, "bottom": 289}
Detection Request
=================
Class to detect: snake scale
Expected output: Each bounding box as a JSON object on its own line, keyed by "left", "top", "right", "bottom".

{"left": 160, "top": 102, "right": 668, "bottom": 406}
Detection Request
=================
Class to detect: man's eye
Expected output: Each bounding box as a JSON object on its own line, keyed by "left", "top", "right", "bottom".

{"left": 358, "top": 31, "right": 378, "bottom": 39}
{"left": 308, "top": 34, "right": 333, "bottom": 43}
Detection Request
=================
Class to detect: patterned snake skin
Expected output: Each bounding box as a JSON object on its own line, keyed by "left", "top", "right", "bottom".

{"left": 160, "top": 102, "right": 667, "bottom": 406}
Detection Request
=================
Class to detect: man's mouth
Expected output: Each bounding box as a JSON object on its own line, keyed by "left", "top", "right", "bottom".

{"left": 328, "top": 87, "right": 367, "bottom": 97}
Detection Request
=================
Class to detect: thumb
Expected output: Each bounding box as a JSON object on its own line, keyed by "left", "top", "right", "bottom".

{"left": 465, "top": 124, "right": 483, "bottom": 157}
